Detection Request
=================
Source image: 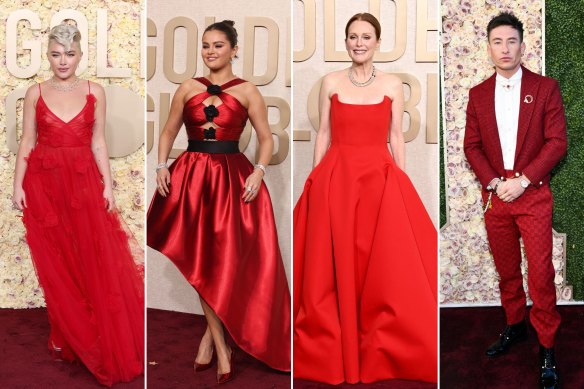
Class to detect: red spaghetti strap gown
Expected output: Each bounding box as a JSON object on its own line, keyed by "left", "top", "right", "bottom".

{"left": 147, "top": 77, "right": 291, "bottom": 371}
{"left": 21, "top": 82, "right": 144, "bottom": 387}
{"left": 293, "top": 94, "right": 437, "bottom": 384}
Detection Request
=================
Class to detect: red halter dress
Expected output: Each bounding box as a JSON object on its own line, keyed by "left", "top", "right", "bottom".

{"left": 147, "top": 77, "right": 291, "bottom": 371}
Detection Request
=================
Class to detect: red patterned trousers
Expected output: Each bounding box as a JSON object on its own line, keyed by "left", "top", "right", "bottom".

{"left": 483, "top": 184, "right": 560, "bottom": 348}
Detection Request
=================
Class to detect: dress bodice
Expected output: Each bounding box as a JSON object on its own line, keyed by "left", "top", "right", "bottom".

{"left": 35, "top": 84, "right": 96, "bottom": 148}
{"left": 183, "top": 77, "right": 249, "bottom": 141}
{"left": 330, "top": 93, "right": 392, "bottom": 147}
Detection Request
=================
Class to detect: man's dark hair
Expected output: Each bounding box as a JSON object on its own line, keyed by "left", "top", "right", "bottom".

{"left": 487, "top": 12, "right": 524, "bottom": 42}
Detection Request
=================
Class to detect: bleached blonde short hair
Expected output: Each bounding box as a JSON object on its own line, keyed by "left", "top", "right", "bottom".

{"left": 48, "top": 23, "right": 81, "bottom": 52}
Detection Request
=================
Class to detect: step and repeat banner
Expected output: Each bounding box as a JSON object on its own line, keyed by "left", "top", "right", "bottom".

{"left": 0, "top": 1, "right": 145, "bottom": 309}
{"left": 146, "top": 0, "right": 291, "bottom": 314}
{"left": 293, "top": 0, "right": 439, "bottom": 227}
{"left": 439, "top": 0, "right": 574, "bottom": 305}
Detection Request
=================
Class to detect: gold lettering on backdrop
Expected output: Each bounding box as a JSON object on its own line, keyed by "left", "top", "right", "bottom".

{"left": 6, "top": 87, "right": 143, "bottom": 157}
{"left": 7, "top": 9, "right": 142, "bottom": 79}
{"left": 97, "top": 9, "right": 131, "bottom": 77}
{"left": 256, "top": 97, "right": 290, "bottom": 164}
{"left": 396, "top": 73, "right": 421, "bottom": 142}
{"left": 324, "top": 0, "right": 406, "bottom": 62}
{"left": 147, "top": 95, "right": 155, "bottom": 153}
{"left": 294, "top": 0, "right": 316, "bottom": 62}
{"left": 416, "top": 0, "right": 438, "bottom": 62}
{"left": 286, "top": 17, "right": 291, "bottom": 87}
{"left": 426, "top": 73, "right": 438, "bottom": 144}
{"left": 147, "top": 18, "right": 157, "bottom": 81}
{"left": 6, "top": 10, "right": 41, "bottom": 78}
{"left": 163, "top": 17, "right": 197, "bottom": 84}
{"left": 243, "top": 17, "right": 279, "bottom": 85}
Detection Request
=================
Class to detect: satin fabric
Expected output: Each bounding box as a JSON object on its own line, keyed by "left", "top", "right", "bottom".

{"left": 147, "top": 77, "right": 291, "bottom": 372}
{"left": 294, "top": 94, "right": 437, "bottom": 384}
{"left": 22, "top": 84, "right": 145, "bottom": 387}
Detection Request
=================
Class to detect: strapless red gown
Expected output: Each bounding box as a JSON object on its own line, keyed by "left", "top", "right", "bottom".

{"left": 21, "top": 83, "right": 144, "bottom": 387}
{"left": 147, "top": 77, "right": 291, "bottom": 371}
{"left": 293, "top": 94, "right": 437, "bottom": 384}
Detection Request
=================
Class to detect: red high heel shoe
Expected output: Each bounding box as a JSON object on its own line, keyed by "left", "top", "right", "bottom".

{"left": 216, "top": 349, "right": 235, "bottom": 384}
{"left": 194, "top": 346, "right": 215, "bottom": 373}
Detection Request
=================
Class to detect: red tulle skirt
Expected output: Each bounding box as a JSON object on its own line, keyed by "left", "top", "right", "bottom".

{"left": 147, "top": 150, "right": 291, "bottom": 371}
{"left": 22, "top": 144, "right": 144, "bottom": 387}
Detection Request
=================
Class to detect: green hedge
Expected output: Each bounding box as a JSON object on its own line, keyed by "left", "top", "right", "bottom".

{"left": 546, "top": 1, "right": 584, "bottom": 299}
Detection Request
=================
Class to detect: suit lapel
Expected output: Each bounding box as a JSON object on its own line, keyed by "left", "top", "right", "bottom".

{"left": 514, "top": 66, "right": 540, "bottom": 163}
{"left": 482, "top": 74, "right": 505, "bottom": 172}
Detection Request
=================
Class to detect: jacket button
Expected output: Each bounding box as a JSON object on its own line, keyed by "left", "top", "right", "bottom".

{"left": 515, "top": 172, "right": 520, "bottom": 177}
{"left": 539, "top": 181, "right": 543, "bottom": 185}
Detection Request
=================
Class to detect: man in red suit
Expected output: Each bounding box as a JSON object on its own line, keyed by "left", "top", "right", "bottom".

{"left": 464, "top": 12, "right": 566, "bottom": 389}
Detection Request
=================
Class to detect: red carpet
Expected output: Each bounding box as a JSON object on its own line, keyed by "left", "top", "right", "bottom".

{"left": 0, "top": 308, "right": 144, "bottom": 388}
{"left": 293, "top": 379, "right": 436, "bottom": 388}
{"left": 147, "top": 308, "right": 291, "bottom": 388}
{"left": 440, "top": 305, "right": 584, "bottom": 388}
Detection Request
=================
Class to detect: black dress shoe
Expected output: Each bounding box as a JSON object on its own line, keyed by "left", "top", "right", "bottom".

{"left": 485, "top": 321, "right": 527, "bottom": 357}
{"left": 540, "top": 346, "right": 559, "bottom": 389}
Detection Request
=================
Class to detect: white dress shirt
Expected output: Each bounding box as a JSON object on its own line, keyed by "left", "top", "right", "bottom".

{"left": 495, "top": 67, "right": 522, "bottom": 170}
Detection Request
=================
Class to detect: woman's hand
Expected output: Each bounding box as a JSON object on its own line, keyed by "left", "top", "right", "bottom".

{"left": 156, "top": 167, "right": 171, "bottom": 197}
{"left": 242, "top": 169, "right": 264, "bottom": 202}
{"left": 103, "top": 186, "right": 115, "bottom": 212}
{"left": 12, "top": 186, "right": 27, "bottom": 210}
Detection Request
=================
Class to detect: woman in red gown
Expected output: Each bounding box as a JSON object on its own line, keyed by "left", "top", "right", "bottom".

{"left": 147, "top": 20, "right": 290, "bottom": 383}
{"left": 293, "top": 13, "right": 437, "bottom": 384}
{"left": 12, "top": 24, "right": 144, "bottom": 387}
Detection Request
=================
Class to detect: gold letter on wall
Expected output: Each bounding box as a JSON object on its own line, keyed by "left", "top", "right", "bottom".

{"left": 97, "top": 9, "right": 132, "bottom": 78}
{"left": 6, "top": 10, "right": 41, "bottom": 78}
{"left": 243, "top": 17, "right": 279, "bottom": 85}
{"left": 416, "top": 0, "right": 438, "bottom": 62}
{"left": 163, "top": 17, "right": 197, "bottom": 84}
{"left": 294, "top": 0, "right": 316, "bottom": 62}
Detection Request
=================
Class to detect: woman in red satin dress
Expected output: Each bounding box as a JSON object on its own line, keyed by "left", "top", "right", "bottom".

{"left": 12, "top": 24, "right": 144, "bottom": 387}
{"left": 294, "top": 13, "right": 437, "bottom": 384}
{"left": 147, "top": 20, "right": 290, "bottom": 383}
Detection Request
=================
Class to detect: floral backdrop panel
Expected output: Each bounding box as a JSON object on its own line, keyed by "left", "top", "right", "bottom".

{"left": 0, "top": 0, "right": 144, "bottom": 309}
{"left": 440, "top": 0, "right": 572, "bottom": 305}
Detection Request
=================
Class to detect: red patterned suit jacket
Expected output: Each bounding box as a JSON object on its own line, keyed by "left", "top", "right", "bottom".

{"left": 464, "top": 65, "right": 567, "bottom": 189}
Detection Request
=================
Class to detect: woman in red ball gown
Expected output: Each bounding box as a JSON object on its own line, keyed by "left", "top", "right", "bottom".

{"left": 12, "top": 24, "right": 144, "bottom": 387}
{"left": 147, "top": 20, "right": 291, "bottom": 383}
{"left": 293, "top": 13, "right": 437, "bottom": 384}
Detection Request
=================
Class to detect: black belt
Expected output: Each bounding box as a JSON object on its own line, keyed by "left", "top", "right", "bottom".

{"left": 187, "top": 140, "right": 240, "bottom": 154}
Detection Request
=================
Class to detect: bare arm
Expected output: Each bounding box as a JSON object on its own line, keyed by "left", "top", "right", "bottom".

{"left": 12, "top": 85, "right": 39, "bottom": 210}
{"left": 243, "top": 84, "right": 272, "bottom": 202}
{"left": 313, "top": 75, "right": 334, "bottom": 168}
{"left": 90, "top": 83, "right": 116, "bottom": 211}
{"left": 155, "top": 81, "right": 191, "bottom": 197}
{"left": 387, "top": 76, "right": 405, "bottom": 170}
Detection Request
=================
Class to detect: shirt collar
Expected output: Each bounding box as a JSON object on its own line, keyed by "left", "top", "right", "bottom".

{"left": 496, "top": 67, "right": 523, "bottom": 84}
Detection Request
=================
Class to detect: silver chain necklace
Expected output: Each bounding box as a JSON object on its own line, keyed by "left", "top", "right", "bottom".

{"left": 348, "top": 66, "right": 376, "bottom": 87}
{"left": 50, "top": 76, "right": 80, "bottom": 92}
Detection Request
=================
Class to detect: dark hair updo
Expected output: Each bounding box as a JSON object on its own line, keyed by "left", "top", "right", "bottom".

{"left": 204, "top": 20, "right": 238, "bottom": 48}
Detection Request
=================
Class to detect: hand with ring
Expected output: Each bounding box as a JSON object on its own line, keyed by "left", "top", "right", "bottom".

{"left": 156, "top": 166, "right": 171, "bottom": 197}
{"left": 242, "top": 169, "right": 263, "bottom": 203}
{"left": 12, "top": 186, "right": 27, "bottom": 210}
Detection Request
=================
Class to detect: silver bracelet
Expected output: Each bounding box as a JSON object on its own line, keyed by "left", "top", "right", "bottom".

{"left": 254, "top": 164, "right": 266, "bottom": 175}
{"left": 156, "top": 162, "right": 168, "bottom": 173}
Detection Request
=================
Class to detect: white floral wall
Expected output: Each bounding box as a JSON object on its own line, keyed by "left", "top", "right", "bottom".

{"left": 440, "top": 0, "right": 572, "bottom": 305}
{"left": 0, "top": 0, "right": 144, "bottom": 308}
